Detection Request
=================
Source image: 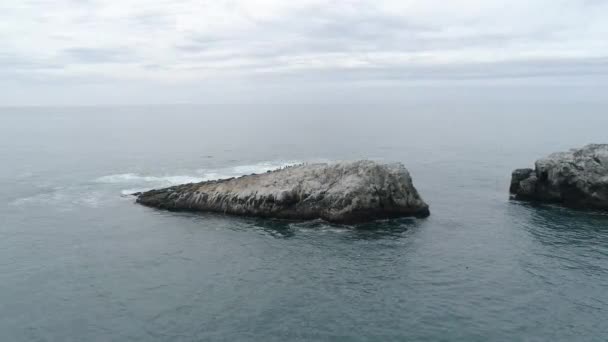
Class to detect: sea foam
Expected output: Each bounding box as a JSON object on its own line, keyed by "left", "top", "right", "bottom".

{"left": 96, "top": 160, "right": 303, "bottom": 194}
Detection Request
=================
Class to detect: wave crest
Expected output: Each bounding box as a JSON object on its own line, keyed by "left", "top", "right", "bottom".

{"left": 96, "top": 173, "right": 204, "bottom": 185}
{"left": 96, "top": 160, "right": 304, "bottom": 192}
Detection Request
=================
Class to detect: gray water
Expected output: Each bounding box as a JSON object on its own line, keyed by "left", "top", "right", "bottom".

{"left": 1, "top": 104, "right": 607, "bottom": 341}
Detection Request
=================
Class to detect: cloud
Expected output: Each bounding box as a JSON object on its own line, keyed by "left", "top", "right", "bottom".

{"left": 0, "top": 54, "right": 61, "bottom": 71}
{"left": 63, "top": 47, "right": 136, "bottom": 63}
{"left": 1, "top": 0, "right": 607, "bottom": 105}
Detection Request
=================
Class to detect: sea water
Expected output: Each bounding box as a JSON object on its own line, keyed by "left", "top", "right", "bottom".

{"left": 1, "top": 104, "right": 607, "bottom": 341}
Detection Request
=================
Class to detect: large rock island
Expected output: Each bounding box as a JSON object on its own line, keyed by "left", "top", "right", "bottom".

{"left": 135, "top": 160, "right": 430, "bottom": 223}
{"left": 510, "top": 144, "right": 608, "bottom": 209}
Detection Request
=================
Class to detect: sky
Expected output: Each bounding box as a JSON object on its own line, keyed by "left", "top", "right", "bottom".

{"left": 1, "top": 0, "right": 608, "bottom": 106}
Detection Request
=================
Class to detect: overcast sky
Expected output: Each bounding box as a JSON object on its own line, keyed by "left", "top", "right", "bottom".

{"left": 2, "top": 0, "right": 607, "bottom": 106}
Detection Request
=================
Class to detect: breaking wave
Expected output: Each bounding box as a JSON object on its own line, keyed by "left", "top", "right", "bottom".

{"left": 96, "top": 173, "right": 205, "bottom": 185}
{"left": 10, "top": 189, "right": 105, "bottom": 209}
{"left": 226, "top": 161, "right": 302, "bottom": 176}
{"left": 12, "top": 161, "right": 311, "bottom": 209}
{"left": 95, "top": 160, "right": 304, "bottom": 193}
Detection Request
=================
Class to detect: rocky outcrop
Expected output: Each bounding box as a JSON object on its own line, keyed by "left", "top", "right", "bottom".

{"left": 135, "top": 161, "right": 430, "bottom": 223}
{"left": 510, "top": 144, "right": 608, "bottom": 209}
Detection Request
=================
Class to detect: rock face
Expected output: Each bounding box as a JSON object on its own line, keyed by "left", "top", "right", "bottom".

{"left": 510, "top": 144, "right": 608, "bottom": 209}
{"left": 135, "top": 161, "right": 430, "bottom": 223}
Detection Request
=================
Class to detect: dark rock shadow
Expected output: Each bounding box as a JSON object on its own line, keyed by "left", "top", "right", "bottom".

{"left": 249, "top": 216, "right": 423, "bottom": 240}
{"left": 153, "top": 208, "right": 424, "bottom": 240}
{"left": 507, "top": 199, "right": 608, "bottom": 247}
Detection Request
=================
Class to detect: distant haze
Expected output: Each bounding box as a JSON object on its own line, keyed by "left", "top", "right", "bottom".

{"left": 1, "top": 0, "right": 607, "bottom": 106}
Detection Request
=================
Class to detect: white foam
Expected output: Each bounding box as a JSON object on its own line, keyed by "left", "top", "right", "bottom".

{"left": 120, "top": 188, "right": 149, "bottom": 196}
{"left": 13, "top": 160, "right": 312, "bottom": 209}
{"left": 230, "top": 161, "right": 300, "bottom": 175}
{"left": 197, "top": 160, "right": 303, "bottom": 180}
{"left": 159, "top": 175, "right": 205, "bottom": 184}
{"left": 198, "top": 172, "right": 224, "bottom": 180}
{"left": 96, "top": 160, "right": 304, "bottom": 195}
{"left": 95, "top": 173, "right": 147, "bottom": 183}
{"left": 95, "top": 173, "right": 204, "bottom": 185}
{"left": 10, "top": 189, "right": 104, "bottom": 209}
{"left": 11, "top": 192, "right": 64, "bottom": 206}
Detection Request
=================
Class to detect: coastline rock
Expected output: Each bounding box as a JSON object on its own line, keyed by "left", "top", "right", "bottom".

{"left": 510, "top": 144, "right": 608, "bottom": 209}
{"left": 136, "top": 161, "right": 430, "bottom": 223}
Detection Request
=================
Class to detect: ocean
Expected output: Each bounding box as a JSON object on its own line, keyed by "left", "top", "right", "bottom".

{"left": 1, "top": 104, "right": 607, "bottom": 341}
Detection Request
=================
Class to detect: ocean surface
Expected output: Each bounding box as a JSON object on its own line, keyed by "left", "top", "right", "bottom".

{"left": 1, "top": 104, "right": 608, "bottom": 341}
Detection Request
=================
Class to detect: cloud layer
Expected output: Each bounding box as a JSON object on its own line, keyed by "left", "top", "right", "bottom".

{"left": 1, "top": 0, "right": 607, "bottom": 105}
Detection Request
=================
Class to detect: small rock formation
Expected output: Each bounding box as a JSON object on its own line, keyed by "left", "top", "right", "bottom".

{"left": 135, "top": 161, "right": 430, "bottom": 223}
{"left": 510, "top": 144, "right": 608, "bottom": 209}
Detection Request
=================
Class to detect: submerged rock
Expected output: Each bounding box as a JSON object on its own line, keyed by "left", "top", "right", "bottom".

{"left": 510, "top": 144, "right": 608, "bottom": 209}
{"left": 136, "top": 161, "right": 430, "bottom": 223}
